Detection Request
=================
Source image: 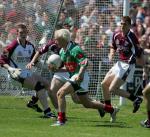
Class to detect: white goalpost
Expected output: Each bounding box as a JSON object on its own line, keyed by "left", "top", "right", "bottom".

{"left": 119, "top": 0, "right": 130, "bottom": 106}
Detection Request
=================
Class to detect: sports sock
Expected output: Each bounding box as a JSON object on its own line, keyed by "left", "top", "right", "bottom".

{"left": 31, "top": 95, "right": 39, "bottom": 104}
{"left": 58, "top": 112, "right": 66, "bottom": 123}
{"left": 104, "top": 104, "right": 114, "bottom": 113}
{"left": 128, "top": 94, "right": 137, "bottom": 101}
{"left": 44, "top": 107, "right": 51, "bottom": 114}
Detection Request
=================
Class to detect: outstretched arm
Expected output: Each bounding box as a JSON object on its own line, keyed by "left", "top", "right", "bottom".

{"left": 3, "top": 64, "right": 21, "bottom": 79}
{"left": 26, "top": 40, "right": 59, "bottom": 69}
{"left": 26, "top": 51, "right": 40, "bottom": 69}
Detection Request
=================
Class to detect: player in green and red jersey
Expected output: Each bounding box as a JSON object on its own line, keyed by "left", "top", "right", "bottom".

{"left": 51, "top": 29, "right": 119, "bottom": 126}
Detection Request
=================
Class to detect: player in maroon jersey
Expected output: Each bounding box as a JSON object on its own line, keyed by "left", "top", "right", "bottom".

{"left": 0, "top": 23, "right": 55, "bottom": 118}
{"left": 100, "top": 16, "right": 143, "bottom": 118}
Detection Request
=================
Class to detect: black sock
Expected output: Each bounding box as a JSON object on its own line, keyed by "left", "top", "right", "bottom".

{"left": 32, "top": 96, "right": 39, "bottom": 104}
{"left": 128, "top": 94, "right": 137, "bottom": 102}
{"left": 44, "top": 107, "right": 51, "bottom": 114}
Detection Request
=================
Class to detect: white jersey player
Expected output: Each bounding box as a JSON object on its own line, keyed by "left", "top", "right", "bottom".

{"left": 0, "top": 23, "right": 55, "bottom": 118}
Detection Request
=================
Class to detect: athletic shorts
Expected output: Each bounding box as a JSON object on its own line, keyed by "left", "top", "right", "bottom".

{"left": 111, "top": 61, "right": 135, "bottom": 82}
{"left": 53, "top": 72, "right": 70, "bottom": 82}
{"left": 54, "top": 71, "right": 90, "bottom": 94}
{"left": 70, "top": 71, "right": 89, "bottom": 94}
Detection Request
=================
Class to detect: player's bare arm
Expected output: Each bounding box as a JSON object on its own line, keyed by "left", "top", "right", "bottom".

{"left": 75, "top": 58, "right": 88, "bottom": 82}
{"left": 26, "top": 51, "right": 40, "bottom": 69}
{"left": 108, "top": 47, "right": 115, "bottom": 62}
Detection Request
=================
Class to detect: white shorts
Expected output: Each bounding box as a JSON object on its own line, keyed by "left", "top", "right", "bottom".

{"left": 111, "top": 61, "right": 135, "bottom": 82}
{"left": 70, "top": 71, "right": 90, "bottom": 92}
{"left": 53, "top": 71, "right": 90, "bottom": 93}
{"left": 53, "top": 72, "right": 70, "bottom": 82}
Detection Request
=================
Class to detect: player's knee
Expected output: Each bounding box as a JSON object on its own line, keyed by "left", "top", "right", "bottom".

{"left": 34, "top": 82, "right": 45, "bottom": 92}
{"left": 57, "top": 89, "right": 65, "bottom": 99}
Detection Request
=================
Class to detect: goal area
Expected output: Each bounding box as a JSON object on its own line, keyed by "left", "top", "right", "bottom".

{"left": 0, "top": 0, "right": 144, "bottom": 105}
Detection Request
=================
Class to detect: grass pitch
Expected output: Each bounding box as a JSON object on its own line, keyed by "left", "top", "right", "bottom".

{"left": 0, "top": 96, "right": 149, "bottom": 137}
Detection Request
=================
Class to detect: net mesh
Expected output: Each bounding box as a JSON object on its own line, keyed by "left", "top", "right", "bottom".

{"left": 0, "top": 0, "right": 149, "bottom": 105}
{"left": 0, "top": 0, "right": 63, "bottom": 96}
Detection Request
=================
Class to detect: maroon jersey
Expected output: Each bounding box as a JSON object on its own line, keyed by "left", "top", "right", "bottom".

{"left": 111, "top": 30, "right": 140, "bottom": 64}
{"left": 38, "top": 39, "right": 60, "bottom": 55}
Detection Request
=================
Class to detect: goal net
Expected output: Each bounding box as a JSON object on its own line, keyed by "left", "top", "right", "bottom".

{"left": 0, "top": 0, "right": 144, "bottom": 105}
{"left": 0, "top": 0, "right": 63, "bottom": 96}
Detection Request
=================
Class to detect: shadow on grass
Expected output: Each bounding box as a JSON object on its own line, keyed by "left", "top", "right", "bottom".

{"left": 0, "top": 106, "right": 26, "bottom": 110}
{"left": 94, "top": 122, "right": 132, "bottom": 128}
{"left": 67, "top": 116, "right": 132, "bottom": 128}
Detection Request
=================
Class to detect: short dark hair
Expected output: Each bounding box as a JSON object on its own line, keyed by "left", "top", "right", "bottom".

{"left": 122, "top": 16, "right": 131, "bottom": 25}
{"left": 16, "top": 23, "right": 27, "bottom": 31}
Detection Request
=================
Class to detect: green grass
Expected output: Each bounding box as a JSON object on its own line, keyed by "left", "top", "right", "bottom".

{"left": 0, "top": 96, "right": 149, "bottom": 137}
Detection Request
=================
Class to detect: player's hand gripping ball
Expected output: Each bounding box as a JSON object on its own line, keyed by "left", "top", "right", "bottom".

{"left": 47, "top": 54, "right": 62, "bottom": 71}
